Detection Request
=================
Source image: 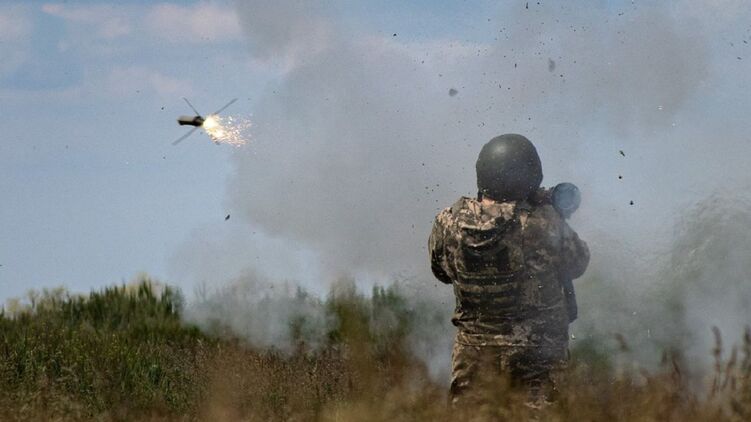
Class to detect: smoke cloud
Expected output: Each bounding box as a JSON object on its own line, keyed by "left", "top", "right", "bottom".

{"left": 177, "top": 1, "right": 751, "bottom": 380}
{"left": 186, "top": 272, "right": 334, "bottom": 352}
{"left": 227, "top": 1, "right": 712, "bottom": 277}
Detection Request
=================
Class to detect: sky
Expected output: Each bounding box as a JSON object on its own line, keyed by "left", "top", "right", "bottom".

{"left": 2, "top": 0, "right": 751, "bottom": 304}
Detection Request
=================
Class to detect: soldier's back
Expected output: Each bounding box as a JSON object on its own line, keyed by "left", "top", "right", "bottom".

{"left": 430, "top": 196, "right": 571, "bottom": 348}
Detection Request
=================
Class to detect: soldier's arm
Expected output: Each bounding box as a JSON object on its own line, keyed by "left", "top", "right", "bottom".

{"left": 529, "top": 187, "right": 553, "bottom": 206}
{"left": 560, "top": 221, "right": 590, "bottom": 280}
{"left": 429, "top": 210, "right": 453, "bottom": 284}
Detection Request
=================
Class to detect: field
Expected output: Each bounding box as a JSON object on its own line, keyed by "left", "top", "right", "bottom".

{"left": 1, "top": 278, "right": 750, "bottom": 421}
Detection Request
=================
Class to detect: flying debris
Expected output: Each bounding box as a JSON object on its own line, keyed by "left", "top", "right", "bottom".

{"left": 225, "top": 214, "right": 231, "bottom": 221}
{"left": 173, "top": 97, "right": 239, "bottom": 145}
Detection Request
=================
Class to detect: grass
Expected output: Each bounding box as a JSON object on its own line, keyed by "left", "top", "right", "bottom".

{"left": 1, "top": 277, "right": 750, "bottom": 421}
{"left": 0, "top": 281, "right": 215, "bottom": 420}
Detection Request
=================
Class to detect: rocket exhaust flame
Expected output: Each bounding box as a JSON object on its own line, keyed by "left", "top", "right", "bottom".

{"left": 202, "top": 114, "right": 252, "bottom": 147}
{"left": 173, "top": 98, "right": 249, "bottom": 146}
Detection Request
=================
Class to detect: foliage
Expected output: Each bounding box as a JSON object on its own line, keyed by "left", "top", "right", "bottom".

{"left": 1, "top": 276, "right": 751, "bottom": 421}
{"left": 0, "top": 277, "right": 215, "bottom": 420}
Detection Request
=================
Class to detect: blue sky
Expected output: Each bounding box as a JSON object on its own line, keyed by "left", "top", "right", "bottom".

{"left": 0, "top": 0, "right": 519, "bottom": 300}
{"left": 2, "top": 0, "right": 750, "bottom": 302}
{"left": 1, "top": 1, "right": 256, "bottom": 300}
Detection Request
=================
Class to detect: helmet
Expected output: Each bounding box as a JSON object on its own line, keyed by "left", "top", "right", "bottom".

{"left": 476, "top": 134, "right": 543, "bottom": 201}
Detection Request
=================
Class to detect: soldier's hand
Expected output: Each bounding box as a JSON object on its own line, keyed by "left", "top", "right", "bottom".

{"left": 529, "top": 187, "right": 553, "bottom": 205}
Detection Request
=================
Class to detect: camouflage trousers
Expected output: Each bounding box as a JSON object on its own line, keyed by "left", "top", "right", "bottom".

{"left": 449, "top": 340, "right": 567, "bottom": 409}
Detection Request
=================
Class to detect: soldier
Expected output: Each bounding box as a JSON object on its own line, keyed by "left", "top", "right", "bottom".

{"left": 428, "top": 134, "right": 589, "bottom": 408}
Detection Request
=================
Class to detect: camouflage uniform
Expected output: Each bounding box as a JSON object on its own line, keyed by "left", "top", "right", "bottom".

{"left": 429, "top": 195, "right": 589, "bottom": 406}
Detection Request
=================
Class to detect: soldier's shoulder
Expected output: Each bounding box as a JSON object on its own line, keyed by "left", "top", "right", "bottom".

{"left": 526, "top": 202, "right": 565, "bottom": 230}
{"left": 450, "top": 196, "right": 476, "bottom": 212}
{"left": 531, "top": 202, "right": 562, "bottom": 219}
{"left": 437, "top": 196, "right": 475, "bottom": 215}
{"left": 435, "top": 197, "right": 475, "bottom": 226}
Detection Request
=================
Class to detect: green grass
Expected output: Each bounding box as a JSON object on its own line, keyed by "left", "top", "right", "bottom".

{"left": 1, "top": 277, "right": 750, "bottom": 421}
{"left": 0, "top": 280, "right": 216, "bottom": 420}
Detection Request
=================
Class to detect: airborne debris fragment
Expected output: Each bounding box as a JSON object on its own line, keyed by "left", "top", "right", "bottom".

{"left": 629, "top": 200, "right": 634, "bottom": 205}
{"left": 619, "top": 150, "right": 626, "bottom": 157}
{"left": 225, "top": 214, "right": 230, "bottom": 221}
{"left": 448, "top": 88, "right": 458, "bottom": 96}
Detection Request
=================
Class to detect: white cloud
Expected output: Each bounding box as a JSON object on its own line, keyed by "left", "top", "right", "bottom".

{"left": 41, "top": 2, "right": 243, "bottom": 44}
{"left": 0, "top": 7, "right": 31, "bottom": 41}
{"left": 103, "top": 66, "right": 193, "bottom": 99}
{"left": 144, "top": 3, "right": 241, "bottom": 43}
{"left": 41, "top": 3, "right": 131, "bottom": 39}
{"left": 1, "top": 65, "right": 193, "bottom": 104}
{"left": 0, "top": 6, "right": 32, "bottom": 77}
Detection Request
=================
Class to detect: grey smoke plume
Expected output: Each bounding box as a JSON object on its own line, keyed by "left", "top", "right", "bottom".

{"left": 178, "top": 1, "right": 751, "bottom": 378}
{"left": 572, "top": 195, "right": 751, "bottom": 380}
{"left": 228, "top": 1, "right": 711, "bottom": 277}
{"left": 185, "top": 272, "right": 333, "bottom": 352}
{"left": 669, "top": 197, "right": 751, "bottom": 368}
{"left": 184, "top": 271, "right": 454, "bottom": 379}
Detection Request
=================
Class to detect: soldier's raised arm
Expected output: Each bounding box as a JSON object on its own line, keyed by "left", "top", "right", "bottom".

{"left": 560, "top": 221, "right": 590, "bottom": 280}
{"left": 429, "top": 209, "right": 453, "bottom": 284}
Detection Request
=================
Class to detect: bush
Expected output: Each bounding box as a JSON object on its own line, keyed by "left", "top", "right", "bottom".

{"left": 0, "top": 277, "right": 216, "bottom": 420}
{"left": 2, "top": 276, "right": 751, "bottom": 421}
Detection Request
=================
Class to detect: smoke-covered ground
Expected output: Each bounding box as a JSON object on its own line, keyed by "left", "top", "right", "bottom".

{"left": 175, "top": 1, "right": 751, "bottom": 384}
{"left": 6, "top": 279, "right": 750, "bottom": 420}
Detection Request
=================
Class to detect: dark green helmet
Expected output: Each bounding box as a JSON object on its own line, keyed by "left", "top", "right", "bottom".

{"left": 476, "top": 134, "right": 543, "bottom": 201}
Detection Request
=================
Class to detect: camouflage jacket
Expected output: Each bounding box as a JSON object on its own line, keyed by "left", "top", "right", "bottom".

{"left": 429, "top": 196, "right": 589, "bottom": 347}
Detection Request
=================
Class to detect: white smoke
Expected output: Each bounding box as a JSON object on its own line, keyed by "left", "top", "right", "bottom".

{"left": 227, "top": 1, "right": 710, "bottom": 277}
{"left": 176, "top": 1, "right": 751, "bottom": 379}
{"left": 185, "top": 271, "right": 334, "bottom": 352}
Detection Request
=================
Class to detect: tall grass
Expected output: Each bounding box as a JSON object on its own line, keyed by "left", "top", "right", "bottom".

{"left": 0, "top": 279, "right": 215, "bottom": 420}
{"left": 1, "top": 276, "right": 750, "bottom": 421}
